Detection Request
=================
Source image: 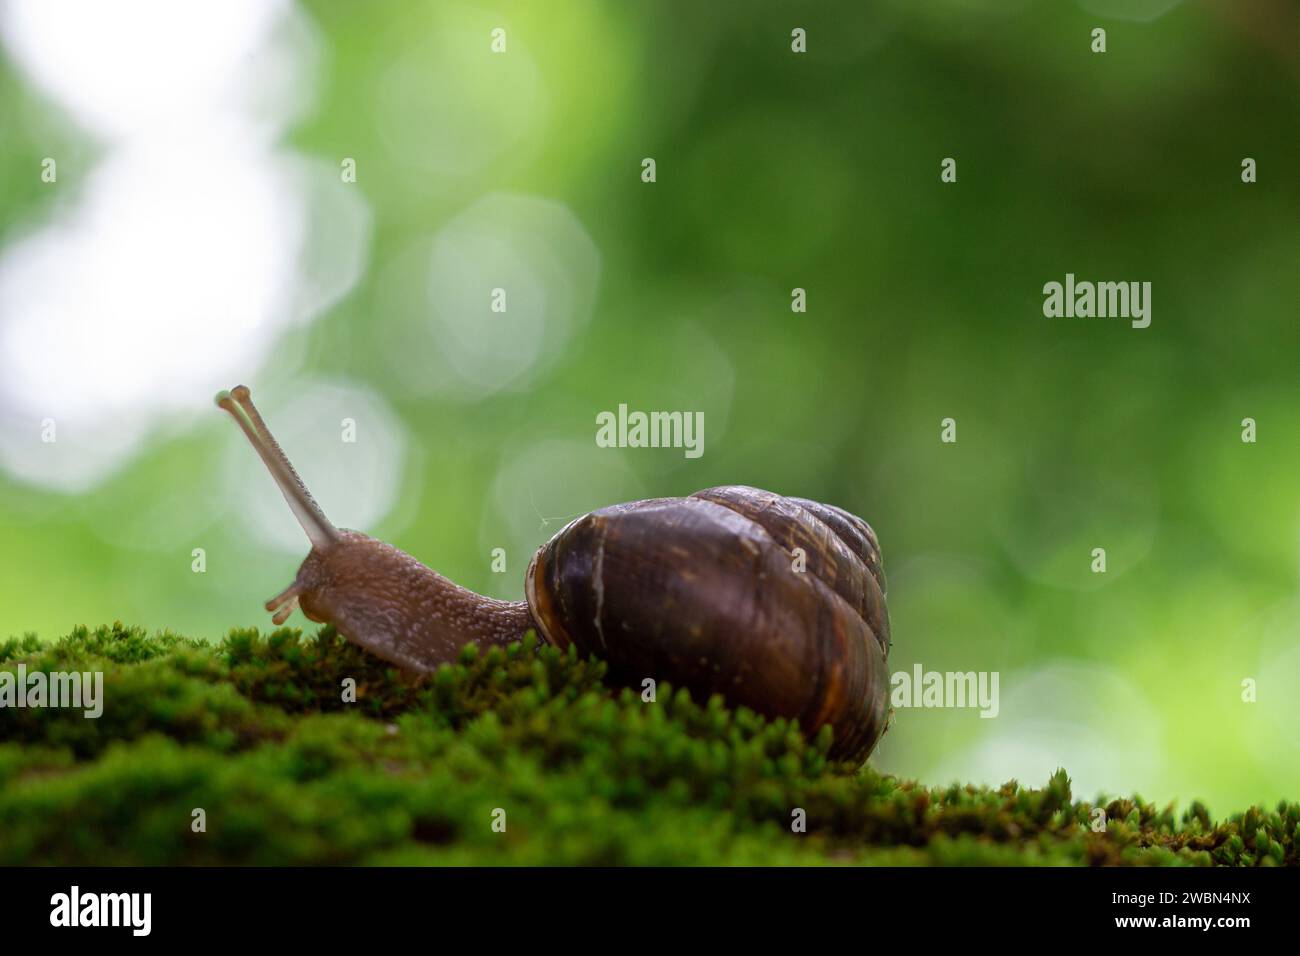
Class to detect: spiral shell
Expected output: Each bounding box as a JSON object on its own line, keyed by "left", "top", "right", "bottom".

{"left": 525, "top": 485, "right": 891, "bottom": 762}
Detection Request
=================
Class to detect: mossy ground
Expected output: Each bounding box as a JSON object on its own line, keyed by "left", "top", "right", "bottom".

{"left": 0, "top": 622, "right": 1295, "bottom": 866}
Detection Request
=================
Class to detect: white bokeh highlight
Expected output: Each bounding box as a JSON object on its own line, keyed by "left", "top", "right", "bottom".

{"left": 0, "top": 0, "right": 368, "bottom": 492}
{"left": 377, "top": 193, "right": 600, "bottom": 401}
{"left": 374, "top": 8, "right": 548, "bottom": 195}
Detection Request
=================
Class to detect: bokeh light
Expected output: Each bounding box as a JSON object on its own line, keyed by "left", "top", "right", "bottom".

{"left": 0, "top": 0, "right": 367, "bottom": 492}
{"left": 376, "top": 192, "right": 599, "bottom": 400}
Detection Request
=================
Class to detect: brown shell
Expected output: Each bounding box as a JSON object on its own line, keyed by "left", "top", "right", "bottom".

{"left": 524, "top": 485, "right": 890, "bottom": 763}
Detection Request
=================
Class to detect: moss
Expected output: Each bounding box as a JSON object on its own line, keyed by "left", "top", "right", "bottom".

{"left": 0, "top": 621, "right": 1295, "bottom": 866}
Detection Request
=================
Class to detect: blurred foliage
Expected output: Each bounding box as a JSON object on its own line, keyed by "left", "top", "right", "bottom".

{"left": 2, "top": 622, "right": 1296, "bottom": 866}
{"left": 2, "top": 1, "right": 1299, "bottom": 809}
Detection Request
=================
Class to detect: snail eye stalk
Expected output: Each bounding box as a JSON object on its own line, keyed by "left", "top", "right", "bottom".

{"left": 216, "top": 385, "right": 339, "bottom": 551}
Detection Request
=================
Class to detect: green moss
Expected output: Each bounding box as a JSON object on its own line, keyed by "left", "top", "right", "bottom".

{"left": 0, "top": 622, "right": 1295, "bottom": 866}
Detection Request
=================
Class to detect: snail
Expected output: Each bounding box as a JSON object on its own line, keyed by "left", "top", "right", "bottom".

{"left": 217, "top": 385, "right": 892, "bottom": 762}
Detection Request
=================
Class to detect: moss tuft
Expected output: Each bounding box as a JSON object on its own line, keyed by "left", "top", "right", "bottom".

{"left": 0, "top": 622, "right": 1295, "bottom": 866}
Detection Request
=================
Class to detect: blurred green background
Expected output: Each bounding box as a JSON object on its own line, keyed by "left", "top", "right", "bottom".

{"left": 2, "top": 0, "right": 1298, "bottom": 812}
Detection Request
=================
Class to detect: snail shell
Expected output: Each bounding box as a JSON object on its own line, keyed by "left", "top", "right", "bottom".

{"left": 525, "top": 485, "right": 891, "bottom": 762}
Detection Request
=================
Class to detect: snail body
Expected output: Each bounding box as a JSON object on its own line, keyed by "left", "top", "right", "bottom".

{"left": 218, "top": 386, "right": 891, "bottom": 762}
